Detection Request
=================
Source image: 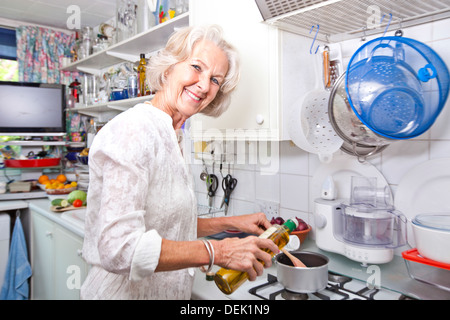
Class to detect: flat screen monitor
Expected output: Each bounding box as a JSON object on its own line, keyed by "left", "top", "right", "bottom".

{"left": 0, "top": 81, "right": 66, "bottom": 136}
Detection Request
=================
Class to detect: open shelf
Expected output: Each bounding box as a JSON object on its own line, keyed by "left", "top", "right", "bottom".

{"left": 61, "top": 13, "right": 189, "bottom": 73}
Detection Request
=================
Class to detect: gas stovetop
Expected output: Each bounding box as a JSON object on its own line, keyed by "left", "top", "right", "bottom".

{"left": 246, "top": 272, "right": 416, "bottom": 300}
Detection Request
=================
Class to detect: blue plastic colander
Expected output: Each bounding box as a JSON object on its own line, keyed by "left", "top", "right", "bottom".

{"left": 346, "top": 36, "right": 450, "bottom": 139}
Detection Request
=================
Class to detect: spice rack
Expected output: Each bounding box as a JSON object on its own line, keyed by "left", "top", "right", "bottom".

{"left": 255, "top": 0, "right": 450, "bottom": 42}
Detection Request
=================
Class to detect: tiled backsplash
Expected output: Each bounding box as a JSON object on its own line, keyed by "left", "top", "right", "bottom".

{"left": 189, "top": 18, "right": 450, "bottom": 249}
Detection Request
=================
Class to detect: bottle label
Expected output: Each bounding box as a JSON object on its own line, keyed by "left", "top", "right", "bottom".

{"left": 259, "top": 226, "right": 277, "bottom": 239}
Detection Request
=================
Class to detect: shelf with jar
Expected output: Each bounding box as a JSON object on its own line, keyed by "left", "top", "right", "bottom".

{"left": 61, "top": 12, "right": 189, "bottom": 74}
{"left": 68, "top": 95, "right": 154, "bottom": 120}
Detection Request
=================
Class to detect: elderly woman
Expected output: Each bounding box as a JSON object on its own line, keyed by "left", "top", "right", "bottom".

{"left": 80, "top": 25, "right": 278, "bottom": 300}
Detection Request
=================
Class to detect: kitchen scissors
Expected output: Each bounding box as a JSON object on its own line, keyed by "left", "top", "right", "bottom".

{"left": 206, "top": 174, "right": 218, "bottom": 208}
{"left": 220, "top": 174, "right": 237, "bottom": 215}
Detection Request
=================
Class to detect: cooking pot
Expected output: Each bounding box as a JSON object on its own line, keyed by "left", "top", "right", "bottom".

{"left": 412, "top": 213, "right": 450, "bottom": 264}
{"left": 276, "top": 251, "right": 328, "bottom": 293}
{"left": 346, "top": 36, "right": 450, "bottom": 140}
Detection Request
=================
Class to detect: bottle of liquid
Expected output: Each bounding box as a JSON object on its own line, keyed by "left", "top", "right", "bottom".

{"left": 214, "top": 218, "right": 298, "bottom": 295}
{"left": 87, "top": 119, "right": 96, "bottom": 148}
{"left": 137, "top": 53, "right": 146, "bottom": 97}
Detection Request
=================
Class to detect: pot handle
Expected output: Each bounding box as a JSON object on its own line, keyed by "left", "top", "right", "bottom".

{"left": 386, "top": 210, "right": 407, "bottom": 248}
{"left": 367, "top": 43, "right": 396, "bottom": 63}
{"left": 418, "top": 63, "right": 437, "bottom": 82}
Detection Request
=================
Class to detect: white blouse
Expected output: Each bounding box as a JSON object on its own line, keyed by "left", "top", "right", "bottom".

{"left": 80, "top": 103, "right": 197, "bottom": 299}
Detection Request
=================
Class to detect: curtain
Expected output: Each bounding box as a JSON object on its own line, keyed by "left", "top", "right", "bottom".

{"left": 15, "top": 26, "right": 80, "bottom": 84}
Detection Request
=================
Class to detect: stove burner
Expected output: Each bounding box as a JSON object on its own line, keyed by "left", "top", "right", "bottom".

{"left": 248, "top": 273, "right": 409, "bottom": 300}
{"left": 281, "top": 290, "right": 309, "bottom": 300}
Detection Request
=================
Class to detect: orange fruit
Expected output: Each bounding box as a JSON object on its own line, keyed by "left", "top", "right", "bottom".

{"left": 38, "top": 175, "right": 49, "bottom": 184}
{"left": 56, "top": 174, "right": 67, "bottom": 183}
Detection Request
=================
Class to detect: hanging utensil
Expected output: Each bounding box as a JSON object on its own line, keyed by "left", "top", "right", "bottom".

{"left": 287, "top": 51, "right": 343, "bottom": 163}
{"left": 220, "top": 174, "right": 237, "bottom": 215}
{"left": 323, "top": 46, "right": 331, "bottom": 89}
{"left": 206, "top": 174, "right": 218, "bottom": 208}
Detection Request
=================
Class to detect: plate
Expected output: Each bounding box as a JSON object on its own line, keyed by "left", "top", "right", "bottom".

{"left": 310, "top": 154, "right": 390, "bottom": 209}
{"left": 394, "top": 158, "right": 450, "bottom": 248}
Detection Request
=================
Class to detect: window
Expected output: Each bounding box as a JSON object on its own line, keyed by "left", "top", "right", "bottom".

{"left": 0, "top": 27, "right": 18, "bottom": 81}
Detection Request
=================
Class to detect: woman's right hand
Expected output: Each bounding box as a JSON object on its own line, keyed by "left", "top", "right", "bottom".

{"left": 211, "top": 236, "right": 280, "bottom": 281}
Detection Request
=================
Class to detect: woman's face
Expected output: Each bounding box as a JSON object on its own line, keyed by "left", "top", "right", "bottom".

{"left": 164, "top": 40, "right": 229, "bottom": 120}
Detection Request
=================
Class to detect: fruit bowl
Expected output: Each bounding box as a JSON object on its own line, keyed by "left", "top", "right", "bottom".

{"left": 46, "top": 186, "right": 76, "bottom": 195}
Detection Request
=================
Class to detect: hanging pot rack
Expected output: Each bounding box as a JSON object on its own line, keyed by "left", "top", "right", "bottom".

{"left": 255, "top": 0, "right": 450, "bottom": 42}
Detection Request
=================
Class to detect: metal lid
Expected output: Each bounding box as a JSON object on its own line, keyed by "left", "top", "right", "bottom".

{"left": 412, "top": 214, "right": 450, "bottom": 232}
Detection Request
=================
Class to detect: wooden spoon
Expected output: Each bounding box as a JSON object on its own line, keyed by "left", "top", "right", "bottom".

{"left": 281, "top": 248, "right": 307, "bottom": 268}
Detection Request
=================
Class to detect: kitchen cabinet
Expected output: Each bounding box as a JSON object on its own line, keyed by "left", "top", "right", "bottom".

{"left": 189, "top": 0, "right": 283, "bottom": 141}
{"left": 31, "top": 210, "right": 88, "bottom": 300}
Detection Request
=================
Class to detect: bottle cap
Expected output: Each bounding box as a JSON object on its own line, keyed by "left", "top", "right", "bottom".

{"left": 140, "top": 53, "right": 145, "bottom": 59}
{"left": 284, "top": 219, "right": 298, "bottom": 232}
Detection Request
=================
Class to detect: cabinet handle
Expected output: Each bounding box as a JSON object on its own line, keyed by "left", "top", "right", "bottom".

{"left": 45, "top": 231, "right": 53, "bottom": 238}
{"left": 77, "top": 249, "right": 83, "bottom": 257}
{"left": 256, "top": 114, "right": 264, "bottom": 125}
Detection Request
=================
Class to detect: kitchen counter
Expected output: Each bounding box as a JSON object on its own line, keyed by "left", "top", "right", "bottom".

{"left": 3, "top": 198, "right": 448, "bottom": 300}
{"left": 192, "top": 239, "right": 450, "bottom": 300}
{"left": 27, "top": 198, "right": 85, "bottom": 238}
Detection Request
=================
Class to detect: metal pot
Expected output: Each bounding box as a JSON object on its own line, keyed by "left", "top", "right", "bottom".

{"left": 276, "top": 251, "right": 329, "bottom": 293}
{"left": 329, "top": 72, "right": 390, "bottom": 161}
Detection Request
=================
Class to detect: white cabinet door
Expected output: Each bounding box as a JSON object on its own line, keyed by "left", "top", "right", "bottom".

{"left": 32, "top": 212, "right": 55, "bottom": 300}
{"left": 31, "top": 211, "right": 88, "bottom": 300}
{"left": 54, "top": 225, "right": 87, "bottom": 300}
{"left": 189, "top": 0, "right": 281, "bottom": 141}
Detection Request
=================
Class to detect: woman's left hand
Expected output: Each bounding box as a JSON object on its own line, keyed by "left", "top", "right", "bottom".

{"left": 229, "top": 212, "right": 272, "bottom": 236}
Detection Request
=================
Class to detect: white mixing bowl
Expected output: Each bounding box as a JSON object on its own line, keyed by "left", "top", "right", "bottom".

{"left": 412, "top": 214, "right": 450, "bottom": 264}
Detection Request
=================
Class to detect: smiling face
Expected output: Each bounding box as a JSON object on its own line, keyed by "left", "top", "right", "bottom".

{"left": 154, "top": 39, "right": 229, "bottom": 128}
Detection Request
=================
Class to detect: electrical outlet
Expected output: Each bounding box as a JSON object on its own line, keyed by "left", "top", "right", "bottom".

{"left": 256, "top": 199, "right": 280, "bottom": 220}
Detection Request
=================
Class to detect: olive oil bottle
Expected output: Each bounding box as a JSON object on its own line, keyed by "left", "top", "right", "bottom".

{"left": 214, "top": 219, "right": 298, "bottom": 295}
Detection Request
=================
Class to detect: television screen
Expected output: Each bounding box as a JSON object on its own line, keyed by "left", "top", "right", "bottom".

{"left": 0, "top": 81, "right": 66, "bottom": 135}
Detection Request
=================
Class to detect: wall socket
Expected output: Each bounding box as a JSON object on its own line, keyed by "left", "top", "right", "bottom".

{"left": 256, "top": 199, "right": 280, "bottom": 220}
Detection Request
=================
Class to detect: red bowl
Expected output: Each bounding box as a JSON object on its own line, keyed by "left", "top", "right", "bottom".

{"left": 4, "top": 158, "right": 61, "bottom": 168}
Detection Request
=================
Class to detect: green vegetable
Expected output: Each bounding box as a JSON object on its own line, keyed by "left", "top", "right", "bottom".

{"left": 67, "top": 190, "right": 87, "bottom": 205}
{"left": 51, "top": 198, "right": 64, "bottom": 206}
{"left": 61, "top": 199, "right": 69, "bottom": 207}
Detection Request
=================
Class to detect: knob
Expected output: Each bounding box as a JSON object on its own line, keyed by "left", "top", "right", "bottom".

{"left": 45, "top": 231, "right": 53, "bottom": 238}
{"left": 255, "top": 114, "right": 264, "bottom": 125}
{"left": 77, "top": 249, "right": 83, "bottom": 257}
{"left": 314, "top": 213, "right": 327, "bottom": 229}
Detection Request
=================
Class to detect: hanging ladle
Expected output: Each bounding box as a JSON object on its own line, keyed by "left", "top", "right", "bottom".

{"left": 281, "top": 248, "right": 307, "bottom": 268}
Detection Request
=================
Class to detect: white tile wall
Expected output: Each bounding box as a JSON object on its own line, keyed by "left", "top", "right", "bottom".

{"left": 189, "top": 19, "right": 450, "bottom": 251}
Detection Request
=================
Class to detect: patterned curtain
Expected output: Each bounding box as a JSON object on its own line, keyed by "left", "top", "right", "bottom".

{"left": 15, "top": 26, "right": 80, "bottom": 85}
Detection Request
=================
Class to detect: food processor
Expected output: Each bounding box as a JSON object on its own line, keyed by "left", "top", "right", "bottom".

{"left": 314, "top": 176, "right": 406, "bottom": 266}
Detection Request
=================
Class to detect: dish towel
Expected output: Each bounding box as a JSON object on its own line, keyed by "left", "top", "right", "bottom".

{"left": 0, "top": 217, "right": 32, "bottom": 300}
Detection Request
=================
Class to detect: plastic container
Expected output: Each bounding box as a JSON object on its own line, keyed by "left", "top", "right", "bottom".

{"left": 402, "top": 248, "right": 450, "bottom": 292}
{"left": 412, "top": 213, "right": 450, "bottom": 264}
{"left": 346, "top": 36, "right": 450, "bottom": 140}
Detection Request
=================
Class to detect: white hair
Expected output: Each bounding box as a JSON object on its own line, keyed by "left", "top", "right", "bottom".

{"left": 147, "top": 25, "right": 240, "bottom": 117}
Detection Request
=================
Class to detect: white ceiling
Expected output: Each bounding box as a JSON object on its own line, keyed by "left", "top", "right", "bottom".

{"left": 0, "top": 0, "right": 117, "bottom": 30}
